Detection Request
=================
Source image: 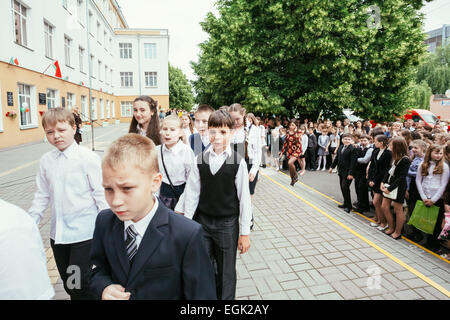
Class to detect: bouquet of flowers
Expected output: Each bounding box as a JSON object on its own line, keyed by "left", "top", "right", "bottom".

{"left": 5, "top": 111, "right": 17, "bottom": 119}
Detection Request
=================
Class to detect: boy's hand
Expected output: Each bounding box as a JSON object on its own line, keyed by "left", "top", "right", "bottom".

{"left": 102, "top": 284, "right": 131, "bottom": 300}
{"left": 249, "top": 173, "right": 256, "bottom": 182}
{"left": 238, "top": 235, "right": 250, "bottom": 254}
{"left": 347, "top": 175, "right": 353, "bottom": 181}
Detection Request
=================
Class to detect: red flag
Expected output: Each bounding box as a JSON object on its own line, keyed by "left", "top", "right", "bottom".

{"left": 53, "top": 61, "right": 62, "bottom": 78}
{"left": 14, "top": 58, "right": 19, "bottom": 66}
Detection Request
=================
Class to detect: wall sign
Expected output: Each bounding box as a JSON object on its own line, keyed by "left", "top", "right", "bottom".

{"left": 62, "top": 97, "right": 65, "bottom": 108}
{"left": 7, "top": 92, "right": 13, "bottom": 106}
{"left": 39, "top": 93, "right": 46, "bottom": 105}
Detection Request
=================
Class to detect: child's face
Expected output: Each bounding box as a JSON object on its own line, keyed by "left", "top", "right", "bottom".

{"left": 102, "top": 164, "right": 162, "bottom": 223}
{"left": 431, "top": 149, "right": 444, "bottom": 162}
{"left": 374, "top": 139, "right": 383, "bottom": 149}
{"left": 229, "top": 111, "right": 245, "bottom": 129}
{"left": 44, "top": 121, "right": 76, "bottom": 152}
{"left": 194, "top": 111, "right": 211, "bottom": 136}
{"left": 160, "top": 119, "right": 182, "bottom": 147}
{"left": 208, "top": 125, "right": 233, "bottom": 153}
{"left": 181, "top": 116, "right": 190, "bottom": 128}
{"left": 412, "top": 145, "right": 424, "bottom": 157}
{"left": 360, "top": 138, "right": 369, "bottom": 147}
{"left": 133, "top": 100, "right": 153, "bottom": 126}
{"left": 342, "top": 137, "right": 352, "bottom": 146}
{"left": 289, "top": 123, "right": 297, "bottom": 132}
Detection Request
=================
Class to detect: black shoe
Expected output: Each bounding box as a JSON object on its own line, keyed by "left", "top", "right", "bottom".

{"left": 338, "top": 204, "right": 345, "bottom": 209}
{"left": 290, "top": 176, "right": 298, "bottom": 186}
{"left": 353, "top": 206, "right": 369, "bottom": 213}
{"left": 344, "top": 208, "right": 351, "bottom": 213}
{"left": 353, "top": 201, "right": 359, "bottom": 206}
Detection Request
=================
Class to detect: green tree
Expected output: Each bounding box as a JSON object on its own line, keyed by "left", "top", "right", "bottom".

{"left": 193, "top": 0, "right": 430, "bottom": 121}
{"left": 169, "top": 64, "right": 195, "bottom": 111}
{"left": 406, "top": 80, "right": 432, "bottom": 110}
{"left": 416, "top": 45, "right": 450, "bottom": 95}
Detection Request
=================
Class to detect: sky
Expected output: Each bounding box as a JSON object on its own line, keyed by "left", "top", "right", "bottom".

{"left": 118, "top": 0, "right": 450, "bottom": 82}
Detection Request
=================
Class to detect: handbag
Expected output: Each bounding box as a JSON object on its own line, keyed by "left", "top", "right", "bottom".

{"left": 407, "top": 200, "right": 440, "bottom": 234}
{"left": 383, "top": 183, "right": 398, "bottom": 200}
{"left": 159, "top": 146, "right": 182, "bottom": 210}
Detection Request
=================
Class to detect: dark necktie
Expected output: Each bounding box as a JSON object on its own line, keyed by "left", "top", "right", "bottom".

{"left": 125, "top": 225, "right": 138, "bottom": 262}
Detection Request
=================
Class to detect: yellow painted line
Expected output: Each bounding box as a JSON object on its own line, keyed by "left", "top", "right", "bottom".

{"left": 261, "top": 172, "right": 450, "bottom": 298}
{"left": 271, "top": 166, "right": 450, "bottom": 265}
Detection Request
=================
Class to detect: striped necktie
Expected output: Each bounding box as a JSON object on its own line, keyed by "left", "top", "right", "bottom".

{"left": 125, "top": 225, "right": 138, "bottom": 262}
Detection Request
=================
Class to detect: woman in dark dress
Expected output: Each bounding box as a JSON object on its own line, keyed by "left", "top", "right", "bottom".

{"left": 73, "top": 107, "right": 82, "bottom": 144}
{"left": 380, "top": 136, "right": 411, "bottom": 240}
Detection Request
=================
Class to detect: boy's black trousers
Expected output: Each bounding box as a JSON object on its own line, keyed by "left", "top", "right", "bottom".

{"left": 50, "top": 239, "right": 96, "bottom": 300}
{"left": 339, "top": 174, "right": 353, "bottom": 210}
{"left": 194, "top": 213, "right": 239, "bottom": 300}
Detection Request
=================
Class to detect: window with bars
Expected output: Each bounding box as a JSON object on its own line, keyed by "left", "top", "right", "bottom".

{"left": 120, "top": 72, "right": 133, "bottom": 88}
{"left": 145, "top": 72, "right": 157, "bottom": 87}
{"left": 119, "top": 43, "right": 132, "bottom": 59}
{"left": 13, "top": 0, "right": 28, "bottom": 47}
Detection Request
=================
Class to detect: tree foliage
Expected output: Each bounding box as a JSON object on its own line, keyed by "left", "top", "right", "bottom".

{"left": 169, "top": 64, "right": 195, "bottom": 111}
{"left": 406, "top": 80, "right": 432, "bottom": 110}
{"left": 416, "top": 45, "right": 450, "bottom": 95}
{"left": 192, "top": 0, "right": 430, "bottom": 121}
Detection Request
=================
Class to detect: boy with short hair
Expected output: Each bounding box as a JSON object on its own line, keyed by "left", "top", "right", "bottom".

{"left": 175, "top": 110, "right": 252, "bottom": 300}
{"left": 28, "top": 108, "right": 108, "bottom": 300}
{"left": 354, "top": 134, "right": 373, "bottom": 213}
{"left": 329, "top": 133, "right": 358, "bottom": 213}
{"left": 190, "top": 104, "right": 215, "bottom": 156}
{"left": 90, "top": 133, "right": 216, "bottom": 300}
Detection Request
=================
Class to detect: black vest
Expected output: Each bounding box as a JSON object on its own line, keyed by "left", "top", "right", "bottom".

{"left": 196, "top": 150, "right": 242, "bottom": 218}
{"left": 356, "top": 147, "right": 371, "bottom": 173}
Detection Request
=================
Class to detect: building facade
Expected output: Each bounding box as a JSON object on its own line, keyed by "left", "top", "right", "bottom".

{"left": 0, "top": 0, "right": 169, "bottom": 149}
{"left": 425, "top": 24, "right": 450, "bottom": 53}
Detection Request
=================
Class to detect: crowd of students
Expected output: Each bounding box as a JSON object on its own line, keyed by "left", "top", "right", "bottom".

{"left": 262, "top": 115, "right": 450, "bottom": 256}
{"left": 2, "top": 97, "right": 449, "bottom": 301}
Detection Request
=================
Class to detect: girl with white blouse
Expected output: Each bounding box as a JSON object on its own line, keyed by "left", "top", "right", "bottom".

{"left": 416, "top": 144, "right": 450, "bottom": 251}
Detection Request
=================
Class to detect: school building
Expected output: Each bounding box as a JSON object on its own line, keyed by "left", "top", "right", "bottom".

{"left": 0, "top": 0, "right": 169, "bottom": 149}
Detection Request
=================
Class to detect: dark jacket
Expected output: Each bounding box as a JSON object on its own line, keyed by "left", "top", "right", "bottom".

{"left": 307, "top": 133, "right": 317, "bottom": 149}
{"left": 89, "top": 198, "right": 217, "bottom": 300}
{"left": 368, "top": 148, "right": 393, "bottom": 186}
{"left": 331, "top": 144, "right": 357, "bottom": 177}
{"left": 189, "top": 133, "right": 209, "bottom": 156}
{"left": 382, "top": 156, "right": 411, "bottom": 192}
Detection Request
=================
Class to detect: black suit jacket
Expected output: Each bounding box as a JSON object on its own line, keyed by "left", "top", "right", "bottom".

{"left": 89, "top": 198, "right": 217, "bottom": 300}
{"left": 331, "top": 144, "right": 357, "bottom": 177}
{"left": 368, "top": 148, "right": 393, "bottom": 186}
{"left": 189, "top": 133, "right": 210, "bottom": 156}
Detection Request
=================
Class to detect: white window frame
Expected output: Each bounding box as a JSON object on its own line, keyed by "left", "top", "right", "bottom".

{"left": 18, "top": 83, "right": 36, "bottom": 128}
{"left": 98, "top": 60, "right": 102, "bottom": 81}
{"left": 0, "top": 85, "right": 3, "bottom": 132}
{"left": 67, "top": 92, "right": 75, "bottom": 109}
{"left": 64, "top": 35, "right": 72, "bottom": 67}
{"left": 120, "top": 101, "right": 133, "bottom": 117}
{"left": 77, "top": 0, "right": 85, "bottom": 25}
{"left": 79, "top": 46, "right": 85, "bottom": 72}
{"left": 100, "top": 98, "right": 104, "bottom": 119}
{"left": 144, "top": 43, "right": 156, "bottom": 59}
{"left": 44, "top": 21, "right": 54, "bottom": 59}
{"left": 145, "top": 72, "right": 157, "bottom": 87}
{"left": 47, "top": 88, "right": 57, "bottom": 109}
{"left": 105, "top": 65, "right": 109, "bottom": 84}
{"left": 81, "top": 95, "right": 88, "bottom": 121}
{"left": 119, "top": 43, "right": 132, "bottom": 59}
{"left": 91, "top": 97, "right": 97, "bottom": 120}
{"left": 106, "top": 100, "right": 110, "bottom": 118}
{"left": 12, "top": 0, "right": 28, "bottom": 47}
{"left": 90, "top": 54, "right": 95, "bottom": 78}
{"left": 96, "top": 21, "right": 101, "bottom": 42}
{"left": 120, "top": 72, "right": 133, "bottom": 88}
{"left": 112, "top": 101, "right": 115, "bottom": 118}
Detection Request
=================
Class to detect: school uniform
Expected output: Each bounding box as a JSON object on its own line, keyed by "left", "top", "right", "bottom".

{"left": 367, "top": 148, "right": 392, "bottom": 194}
{"left": 354, "top": 145, "right": 373, "bottom": 211}
{"left": 382, "top": 156, "right": 411, "bottom": 204}
{"left": 90, "top": 196, "right": 217, "bottom": 300}
{"left": 230, "top": 125, "right": 261, "bottom": 195}
{"left": 28, "top": 141, "right": 108, "bottom": 300}
{"left": 330, "top": 144, "right": 358, "bottom": 210}
{"left": 157, "top": 141, "right": 195, "bottom": 211}
{"left": 175, "top": 146, "right": 252, "bottom": 300}
{"left": 189, "top": 132, "right": 210, "bottom": 156}
{"left": 306, "top": 133, "right": 317, "bottom": 170}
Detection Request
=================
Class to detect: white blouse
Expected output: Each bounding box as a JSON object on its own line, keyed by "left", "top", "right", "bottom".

{"left": 416, "top": 161, "right": 450, "bottom": 204}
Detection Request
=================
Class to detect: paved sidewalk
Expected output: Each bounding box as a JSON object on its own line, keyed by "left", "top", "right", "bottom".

{"left": 1, "top": 125, "right": 449, "bottom": 300}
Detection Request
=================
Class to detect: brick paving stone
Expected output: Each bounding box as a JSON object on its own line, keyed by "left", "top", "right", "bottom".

{"left": 309, "top": 284, "right": 335, "bottom": 296}
{"left": 393, "top": 290, "right": 422, "bottom": 300}
{"left": 317, "top": 292, "right": 344, "bottom": 300}
{"left": 261, "top": 291, "right": 289, "bottom": 300}
{"left": 306, "top": 270, "right": 328, "bottom": 285}
{"left": 291, "top": 263, "right": 313, "bottom": 272}
{"left": 295, "top": 271, "right": 316, "bottom": 287}
{"left": 297, "top": 287, "right": 317, "bottom": 300}
{"left": 285, "top": 289, "right": 302, "bottom": 300}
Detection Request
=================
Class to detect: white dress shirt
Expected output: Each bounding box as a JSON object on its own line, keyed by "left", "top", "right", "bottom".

{"left": 124, "top": 195, "right": 159, "bottom": 250}
{"left": 157, "top": 141, "right": 195, "bottom": 186}
{"left": 301, "top": 134, "right": 308, "bottom": 154}
{"left": 174, "top": 145, "right": 253, "bottom": 235}
{"left": 28, "top": 142, "right": 108, "bottom": 244}
{"left": 0, "top": 199, "right": 54, "bottom": 300}
{"left": 230, "top": 125, "right": 262, "bottom": 176}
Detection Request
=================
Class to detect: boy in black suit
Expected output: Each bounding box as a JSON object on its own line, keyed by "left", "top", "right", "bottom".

{"left": 190, "top": 104, "right": 214, "bottom": 156}
{"left": 329, "top": 133, "right": 357, "bottom": 213}
{"left": 90, "top": 134, "right": 216, "bottom": 300}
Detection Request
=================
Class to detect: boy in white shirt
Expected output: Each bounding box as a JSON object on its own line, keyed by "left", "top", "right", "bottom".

{"left": 28, "top": 108, "right": 108, "bottom": 300}
{"left": 175, "top": 110, "right": 252, "bottom": 300}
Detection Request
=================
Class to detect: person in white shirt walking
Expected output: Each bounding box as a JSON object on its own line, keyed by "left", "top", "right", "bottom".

{"left": 28, "top": 108, "right": 108, "bottom": 300}
{"left": 157, "top": 115, "right": 195, "bottom": 211}
{"left": 175, "top": 110, "right": 252, "bottom": 300}
{"left": 0, "top": 198, "right": 54, "bottom": 300}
